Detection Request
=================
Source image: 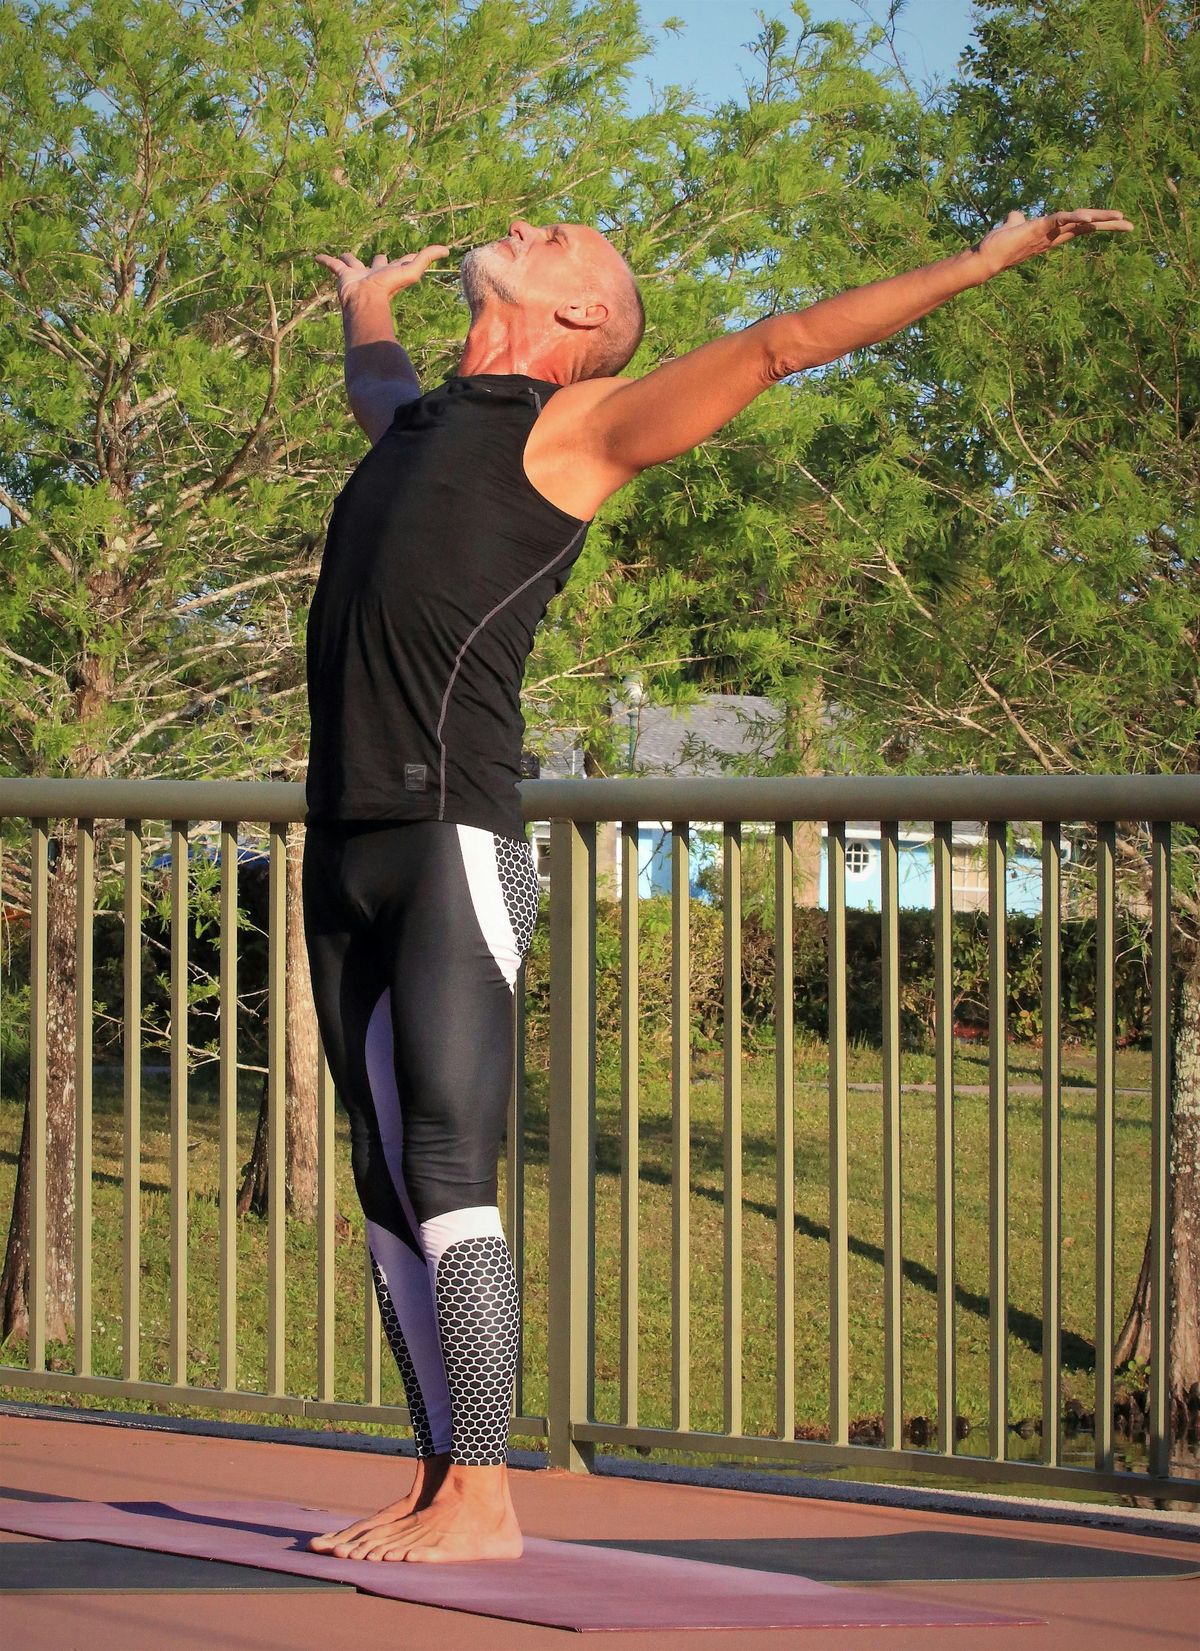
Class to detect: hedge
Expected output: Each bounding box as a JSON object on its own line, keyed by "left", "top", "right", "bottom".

{"left": 520, "top": 898, "right": 1155, "bottom": 1053}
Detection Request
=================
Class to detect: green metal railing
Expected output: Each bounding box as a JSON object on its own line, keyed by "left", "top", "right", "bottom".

{"left": 1, "top": 774, "right": 1197, "bottom": 1504}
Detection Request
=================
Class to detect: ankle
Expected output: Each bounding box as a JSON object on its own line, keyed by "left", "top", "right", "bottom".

{"left": 438, "top": 1462, "right": 512, "bottom": 1505}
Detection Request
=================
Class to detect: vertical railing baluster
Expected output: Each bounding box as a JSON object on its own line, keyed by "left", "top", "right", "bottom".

{"left": 123, "top": 817, "right": 142, "bottom": 1384}
{"left": 826, "top": 821, "right": 847, "bottom": 1447}
{"left": 28, "top": 818, "right": 49, "bottom": 1373}
{"left": 586, "top": 832, "right": 598, "bottom": 1425}
{"left": 723, "top": 821, "right": 743, "bottom": 1439}
{"left": 218, "top": 822, "right": 238, "bottom": 1393}
{"left": 364, "top": 1242, "right": 381, "bottom": 1405}
{"left": 933, "top": 820, "right": 955, "bottom": 1454}
{"left": 1041, "top": 822, "right": 1062, "bottom": 1467}
{"left": 773, "top": 823, "right": 795, "bottom": 1441}
{"left": 619, "top": 822, "right": 639, "bottom": 1429}
{"left": 671, "top": 821, "right": 691, "bottom": 1434}
{"left": 988, "top": 821, "right": 1009, "bottom": 1461}
{"left": 266, "top": 822, "right": 286, "bottom": 1397}
{"left": 881, "top": 820, "right": 902, "bottom": 1450}
{"left": 507, "top": 959, "right": 527, "bottom": 1419}
{"left": 74, "top": 819, "right": 94, "bottom": 1378}
{"left": 169, "top": 819, "right": 189, "bottom": 1388}
{"left": 1095, "top": 821, "right": 1116, "bottom": 1471}
{"left": 1148, "top": 822, "right": 1171, "bottom": 1481}
{"left": 548, "top": 817, "right": 595, "bottom": 1472}
{"left": 316, "top": 1042, "right": 335, "bottom": 1404}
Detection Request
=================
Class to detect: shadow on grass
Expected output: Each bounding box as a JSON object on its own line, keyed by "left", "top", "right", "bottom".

{"left": 520, "top": 1090, "right": 1095, "bottom": 1378}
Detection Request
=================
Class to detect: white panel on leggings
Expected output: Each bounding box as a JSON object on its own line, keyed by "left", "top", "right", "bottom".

{"left": 456, "top": 824, "right": 520, "bottom": 989}
{"left": 420, "top": 1203, "right": 506, "bottom": 1272}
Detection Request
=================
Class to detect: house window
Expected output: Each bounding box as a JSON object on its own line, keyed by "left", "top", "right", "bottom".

{"left": 845, "top": 841, "right": 873, "bottom": 877}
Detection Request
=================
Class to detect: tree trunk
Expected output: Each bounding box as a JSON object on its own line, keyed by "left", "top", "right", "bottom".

{"left": 1115, "top": 938, "right": 1200, "bottom": 1416}
{"left": 1114, "top": 1228, "right": 1152, "bottom": 1369}
{"left": 236, "top": 824, "right": 319, "bottom": 1220}
{"left": 0, "top": 1103, "right": 32, "bottom": 1340}
{"left": 284, "top": 824, "right": 318, "bottom": 1220}
{"left": 237, "top": 1072, "right": 269, "bottom": 1219}
{"left": 0, "top": 826, "right": 78, "bottom": 1343}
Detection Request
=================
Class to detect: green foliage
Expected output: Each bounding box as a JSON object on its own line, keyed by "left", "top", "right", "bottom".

{"left": 786, "top": 0, "right": 1200, "bottom": 928}
{"left": 0, "top": 0, "right": 675, "bottom": 794}
{"left": 518, "top": 894, "right": 1157, "bottom": 1051}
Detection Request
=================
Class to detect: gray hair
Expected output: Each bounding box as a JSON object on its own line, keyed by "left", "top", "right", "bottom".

{"left": 582, "top": 267, "right": 645, "bottom": 378}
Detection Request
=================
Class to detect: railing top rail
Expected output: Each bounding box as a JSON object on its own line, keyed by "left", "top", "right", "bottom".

{"left": 1, "top": 773, "right": 1199, "bottom": 825}
{"left": 527, "top": 775, "right": 1200, "bottom": 823}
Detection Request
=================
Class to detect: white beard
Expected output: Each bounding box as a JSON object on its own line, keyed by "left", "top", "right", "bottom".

{"left": 459, "top": 243, "right": 521, "bottom": 312}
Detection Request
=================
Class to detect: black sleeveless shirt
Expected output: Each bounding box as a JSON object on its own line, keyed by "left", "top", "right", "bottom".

{"left": 304, "top": 373, "right": 591, "bottom": 840}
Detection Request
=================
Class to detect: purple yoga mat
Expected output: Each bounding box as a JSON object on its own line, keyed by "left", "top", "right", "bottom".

{"left": 0, "top": 1497, "right": 1042, "bottom": 1632}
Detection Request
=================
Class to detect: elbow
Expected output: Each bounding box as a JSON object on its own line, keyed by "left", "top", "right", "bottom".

{"left": 760, "top": 313, "right": 819, "bottom": 382}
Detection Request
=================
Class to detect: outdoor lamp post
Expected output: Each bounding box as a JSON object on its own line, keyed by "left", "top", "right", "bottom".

{"left": 622, "top": 672, "right": 644, "bottom": 770}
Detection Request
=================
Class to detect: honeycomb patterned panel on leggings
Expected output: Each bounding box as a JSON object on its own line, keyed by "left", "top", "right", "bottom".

{"left": 434, "top": 1233, "right": 521, "bottom": 1466}
{"left": 371, "top": 1255, "right": 436, "bottom": 1456}
{"left": 493, "top": 835, "right": 541, "bottom": 961}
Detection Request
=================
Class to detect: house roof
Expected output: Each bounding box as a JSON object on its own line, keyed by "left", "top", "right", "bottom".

{"left": 629, "top": 695, "right": 784, "bottom": 775}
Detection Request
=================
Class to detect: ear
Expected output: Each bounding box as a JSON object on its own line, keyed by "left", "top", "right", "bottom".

{"left": 554, "top": 297, "right": 609, "bottom": 332}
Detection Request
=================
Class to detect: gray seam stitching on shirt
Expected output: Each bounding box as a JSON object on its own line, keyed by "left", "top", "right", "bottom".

{"left": 435, "top": 523, "right": 587, "bottom": 820}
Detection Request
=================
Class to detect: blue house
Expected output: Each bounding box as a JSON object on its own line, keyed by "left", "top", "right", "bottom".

{"left": 813, "top": 823, "right": 1052, "bottom": 916}
{"left": 526, "top": 693, "right": 1064, "bottom": 913}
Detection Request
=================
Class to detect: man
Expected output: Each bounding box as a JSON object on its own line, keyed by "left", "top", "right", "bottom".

{"left": 301, "top": 204, "right": 1131, "bottom": 1564}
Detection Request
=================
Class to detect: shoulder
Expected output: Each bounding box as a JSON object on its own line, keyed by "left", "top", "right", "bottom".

{"left": 523, "top": 374, "right": 640, "bottom": 522}
{"left": 544, "top": 373, "right": 632, "bottom": 417}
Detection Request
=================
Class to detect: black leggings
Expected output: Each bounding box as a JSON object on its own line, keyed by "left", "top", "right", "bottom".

{"left": 301, "top": 819, "right": 540, "bottom": 1465}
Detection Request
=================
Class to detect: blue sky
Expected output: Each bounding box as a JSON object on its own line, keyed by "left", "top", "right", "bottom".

{"left": 626, "top": 0, "right": 980, "bottom": 111}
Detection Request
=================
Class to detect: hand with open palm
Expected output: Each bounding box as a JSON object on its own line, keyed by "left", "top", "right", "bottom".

{"left": 315, "top": 245, "right": 450, "bottom": 306}
{"left": 975, "top": 208, "right": 1133, "bottom": 278}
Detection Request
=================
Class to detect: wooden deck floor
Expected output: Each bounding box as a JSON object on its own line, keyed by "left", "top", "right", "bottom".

{"left": 1, "top": 1411, "right": 1197, "bottom": 1650}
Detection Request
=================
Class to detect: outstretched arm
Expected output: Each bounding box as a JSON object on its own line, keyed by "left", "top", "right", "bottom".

{"left": 778, "top": 208, "right": 1135, "bottom": 366}
{"left": 315, "top": 245, "right": 448, "bottom": 444}
{"left": 585, "top": 209, "right": 1134, "bottom": 482}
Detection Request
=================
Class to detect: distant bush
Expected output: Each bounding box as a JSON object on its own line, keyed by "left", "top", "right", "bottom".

{"left": 0, "top": 891, "right": 1155, "bottom": 1083}
{"left": 520, "top": 899, "right": 1154, "bottom": 1054}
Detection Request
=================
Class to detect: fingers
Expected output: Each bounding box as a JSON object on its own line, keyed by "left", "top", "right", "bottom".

{"left": 398, "top": 243, "right": 451, "bottom": 274}
{"left": 1059, "top": 208, "right": 1133, "bottom": 224}
{"left": 1048, "top": 208, "right": 1135, "bottom": 237}
{"left": 315, "top": 241, "right": 448, "bottom": 298}
{"left": 314, "top": 243, "right": 450, "bottom": 285}
{"left": 313, "top": 251, "right": 369, "bottom": 276}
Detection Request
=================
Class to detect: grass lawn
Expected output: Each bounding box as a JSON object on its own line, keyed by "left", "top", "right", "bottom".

{"left": 0, "top": 1032, "right": 1162, "bottom": 1499}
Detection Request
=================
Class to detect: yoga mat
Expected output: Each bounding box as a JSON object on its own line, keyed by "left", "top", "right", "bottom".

{"left": 579, "top": 1531, "right": 1200, "bottom": 1584}
{"left": 0, "top": 1538, "right": 350, "bottom": 1594}
{"left": 0, "top": 1497, "right": 1040, "bottom": 1631}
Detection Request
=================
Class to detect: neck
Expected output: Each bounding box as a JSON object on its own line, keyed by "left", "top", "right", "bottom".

{"left": 455, "top": 312, "right": 581, "bottom": 383}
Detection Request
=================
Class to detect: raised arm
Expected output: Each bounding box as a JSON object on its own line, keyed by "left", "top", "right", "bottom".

{"left": 315, "top": 246, "right": 448, "bottom": 445}
{"left": 585, "top": 209, "right": 1133, "bottom": 483}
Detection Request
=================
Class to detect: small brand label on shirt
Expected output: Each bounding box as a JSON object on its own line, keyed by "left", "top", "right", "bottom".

{"left": 404, "top": 764, "right": 427, "bottom": 791}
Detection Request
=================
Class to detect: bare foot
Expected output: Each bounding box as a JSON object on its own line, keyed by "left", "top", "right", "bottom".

{"left": 308, "top": 1452, "right": 451, "bottom": 1553}
{"left": 337, "top": 1463, "right": 523, "bottom": 1563}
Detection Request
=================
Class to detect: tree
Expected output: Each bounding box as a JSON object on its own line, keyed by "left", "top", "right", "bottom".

{"left": 776, "top": 0, "right": 1199, "bottom": 1414}
{"left": 0, "top": 0, "right": 708, "bottom": 1340}
{"left": 0, "top": 0, "right": 918, "bottom": 1348}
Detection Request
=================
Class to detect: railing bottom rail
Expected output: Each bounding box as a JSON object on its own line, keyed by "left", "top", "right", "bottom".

{"left": 573, "top": 1421, "right": 1200, "bottom": 1504}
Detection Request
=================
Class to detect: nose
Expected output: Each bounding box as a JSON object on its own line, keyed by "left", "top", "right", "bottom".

{"left": 508, "top": 219, "right": 536, "bottom": 242}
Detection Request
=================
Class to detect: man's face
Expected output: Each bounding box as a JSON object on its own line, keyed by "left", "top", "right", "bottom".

{"left": 460, "top": 218, "right": 628, "bottom": 321}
